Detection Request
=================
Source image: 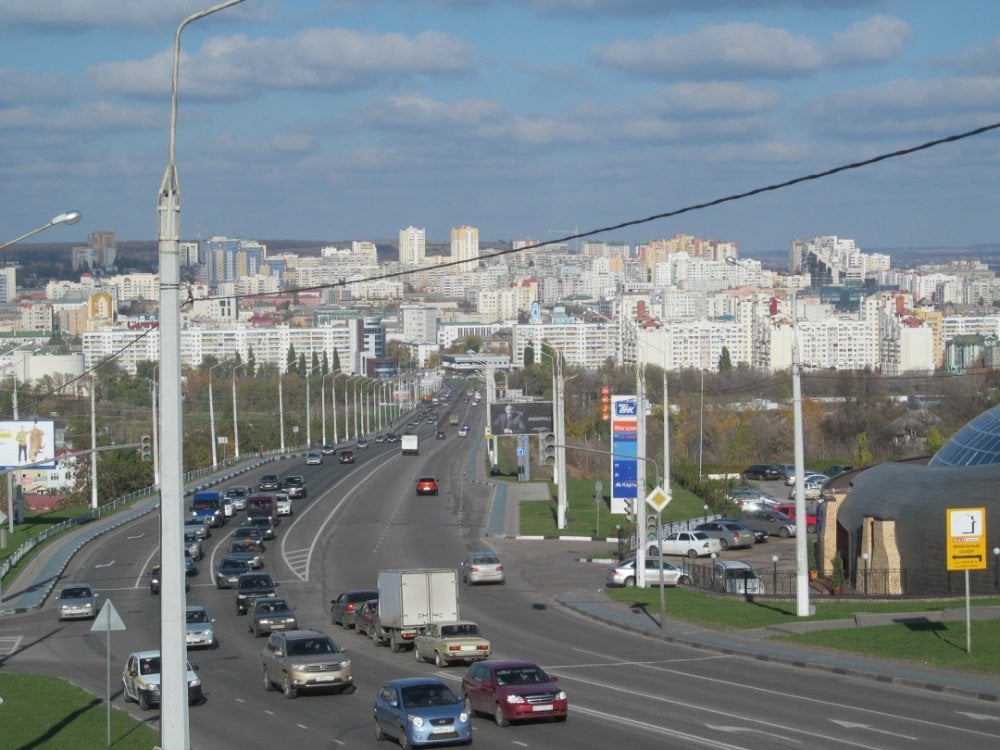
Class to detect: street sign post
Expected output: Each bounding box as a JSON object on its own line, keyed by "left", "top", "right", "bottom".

{"left": 945, "top": 507, "right": 987, "bottom": 654}
{"left": 91, "top": 600, "right": 127, "bottom": 746}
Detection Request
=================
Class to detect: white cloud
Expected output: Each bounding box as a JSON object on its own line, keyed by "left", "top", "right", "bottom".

{"left": 0, "top": 68, "right": 73, "bottom": 105}
{"left": 651, "top": 82, "right": 782, "bottom": 115}
{"left": 90, "top": 28, "right": 477, "bottom": 99}
{"left": 0, "top": 101, "right": 162, "bottom": 131}
{"left": 946, "top": 35, "right": 1000, "bottom": 75}
{"left": 359, "top": 94, "right": 504, "bottom": 129}
{"left": 826, "top": 15, "right": 911, "bottom": 65}
{"left": 3, "top": 0, "right": 266, "bottom": 30}
{"left": 592, "top": 22, "right": 824, "bottom": 78}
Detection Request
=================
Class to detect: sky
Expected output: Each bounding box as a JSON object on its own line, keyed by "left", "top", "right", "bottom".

{"left": 2, "top": 0, "right": 1000, "bottom": 257}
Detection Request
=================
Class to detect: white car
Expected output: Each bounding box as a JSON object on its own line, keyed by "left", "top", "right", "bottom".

{"left": 785, "top": 472, "right": 827, "bottom": 487}
{"left": 651, "top": 530, "right": 723, "bottom": 558}
{"left": 606, "top": 558, "right": 691, "bottom": 587}
{"left": 275, "top": 492, "right": 292, "bottom": 516}
{"left": 306, "top": 452, "right": 323, "bottom": 465}
{"left": 789, "top": 475, "right": 828, "bottom": 500}
{"left": 122, "top": 650, "right": 202, "bottom": 710}
{"left": 713, "top": 561, "right": 765, "bottom": 595}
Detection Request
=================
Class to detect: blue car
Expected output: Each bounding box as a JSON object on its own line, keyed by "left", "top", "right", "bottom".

{"left": 373, "top": 678, "right": 472, "bottom": 747}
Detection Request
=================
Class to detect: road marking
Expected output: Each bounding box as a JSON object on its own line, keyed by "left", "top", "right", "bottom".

{"left": 0, "top": 636, "right": 23, "bottom": 656}
{"left": 572, "top": 704, "right": 749, "bottom": 749}
{"left": 571, "top": 645, "right": 1000, "bottom": 742}
{"left": 126, "top": 533, "right": 144, "bottom": 540}
{"left": 957, "top": 712, "right": 1000, "bottom": 722}
{"left": 706, "top": 723, "right": 802, "bottom": 743}
{"left": 94, "top": 560, "right": 115, "bottom": 568}
{"left": 831, "top": 719, "right": 918, "bottom": 740}
{"left": 296, "top": 724, "right": 308, "bottom": 730}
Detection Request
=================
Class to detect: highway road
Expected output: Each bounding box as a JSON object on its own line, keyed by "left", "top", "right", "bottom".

{"left": 2, "top": 398, "right": 999, "bottom": 749}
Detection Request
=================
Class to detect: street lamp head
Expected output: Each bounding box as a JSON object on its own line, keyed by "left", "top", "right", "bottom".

{"left": 772, "top": 554, "right": 779, "bottom": 563}
{"left": 994, "top": 547, "right": 1000, "bottom": 556}
{"left": 862, "top": 552, "right": 869, "bottom": 561}
{"left": 51, "top": 210, "right": 82, "bottom": 226}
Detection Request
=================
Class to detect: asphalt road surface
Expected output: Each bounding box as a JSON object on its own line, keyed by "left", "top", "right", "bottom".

{"left": 3, "top": 406, "right": 1000, "bottom": 749}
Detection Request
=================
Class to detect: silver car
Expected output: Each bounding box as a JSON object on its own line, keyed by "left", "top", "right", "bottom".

{"left": 56, "top": 583, "right": 99, "bottom": 620}
{"left": 713, "top": 560, "right": 765, "bottom": 595}
{"left": 461, "top": 552, "right": 505, "bottom": 585}
{"left": 185, "top": 605, "right": 217, "bottom": 649}
{"left": 606, "top": 558, "right": 691, "bottom": 588}
{"left": 261, "top": 630, "right": 353, "bottom": 698}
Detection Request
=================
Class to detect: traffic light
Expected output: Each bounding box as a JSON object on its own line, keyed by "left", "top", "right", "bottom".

{"left": 539, "top": 432, "right": 556, "bottom": 465}
{"left": 624, "top": 498, "right": 635, "bottom": 523}
{"left": 140, "top": 435, "right": 152, "bottom": 462}
{"left": 600, "top": 386, "right": 611, "bottom": 422}
{"left": 646, "top": 510, "right": 660, "bottom": 542}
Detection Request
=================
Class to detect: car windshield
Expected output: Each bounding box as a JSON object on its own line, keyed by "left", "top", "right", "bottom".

{"left": 400, "top": 684, "right": 458, "bottom": 708}
{"left": 494, "top": 667, "right": 547, "bottom": 685}
{"left": 243, "top": 576, "right": 273, "bottom": 588}
{"left": 186, "top": 609, "right": 208, "bottom": 623}
{"left": 61, "top": 587, "right": 92, "bottom": 599}
{"left": 259, "top": 600, "right": 289, "bottom": 613}
{"left": 471, "top": 555, "right": 500, "bottom": 565}
{"left": 287, "top": 637, "right": 336, "bottom": 656}
{"left": 139, "top": 657, "right": 161, "bottom": 675}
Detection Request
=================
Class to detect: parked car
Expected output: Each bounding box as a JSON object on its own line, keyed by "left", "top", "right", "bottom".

{"left": 185, "top": 605, "right": 217, "bottom": 649}
{"left": 796, "top": 474, "right": 829, "bottom": 500}
{"left": 785, "top": 471, "right": 825, "bottom": 486}
{"left": 742, "top": 464, "right": 782, "bottom": 481}
{"left": 306, "top": 452, "right": 323, "bottom": 465}
{"left": 247, "top": 596, "right": 298, "bottom": 637}
{"left": 775, "top": 464, "right": 796, "bottom": 481}
{"left": 461, "top": 659, "right": 567, "bottom": 726}
{"left": 773, "top": 503, "right": 819, "bottom": 533}
{"left": 727, "top": 486, "right": 778, "bottom": 509}
{"left": 235, "top": 572, "right": 279, "bottom": 614}
{"left": 215, "top": 556, "right": 252, "bottom": 589}
{"left": 826, "top": 464, "right": 854, "bottom": 477}
{"left": 652, "top": 530, "right": 723, "bottom": 558}
{"left": 338, "top": 449, "right": 355, "bottom": 464}
{"left": 330, "top": 589, "right": 379, "bottom": 629}
{"left": 740, "top": 509, "right": 797, "bottom": 538}
{"left": 693, "top": 519, "right": 756, "bottom": 550}
{"left": 416, "top": 477, "right": 439, "bottom": 496}
{"left": 605, "top": 557, "right": 691, "bottom": 588}
{"left": 56, "top": 583, "right": 98, "bottom": 620}
{"left": 461, "top": 551, "right": 505, "bottom": 585}
{"left": 122, "top": 651, "right": 201, "bottom": 710}
{"left": 373, "top": 678, "right": 472, "bottom": 746}
{"left": 261, "top": 630, "right": 353, "bottom": 698}
{"left": 258, "top": 474, "right": 280, "bottom": 491}
{"left": 713, "top": 560, "right": 765, "bottom": 595}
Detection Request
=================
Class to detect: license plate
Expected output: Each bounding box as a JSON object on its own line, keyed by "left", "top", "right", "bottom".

{"left": 531, "top": 705, "right": 553, "bottom": 712}
{"left": 459, "top": 645, "right": 478, "bottom": 651}
{"left": 431, "top": 727, "right": 451, "bottom": 734}
{"left": 314, "top": 675, "right": 335, "bottom": 682}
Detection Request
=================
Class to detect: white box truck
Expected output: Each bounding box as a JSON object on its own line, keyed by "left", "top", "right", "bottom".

{"left": 377, "top": 568, "right": 458, "bottom": 652}
{"left": 401, "top": 434, "right": 419, "bottom": 455}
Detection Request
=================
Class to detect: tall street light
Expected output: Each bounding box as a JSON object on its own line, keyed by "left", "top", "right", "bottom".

{"left": 0, "top": 210, "right": 81, "bottom": 252}
{"left": 208, "top": 360, "right": 227, "bottom": 466}
{"left": 727, "top": 257, "right": 810, "bottom": 617}
{"left": 322, "top": 371, "right": 339, "bottom": 446}
{"left": 232, "top": 363, "right": 244, "bottom": 459}
{"left": 157, "top": 3, "right": 246, "bottom": 747}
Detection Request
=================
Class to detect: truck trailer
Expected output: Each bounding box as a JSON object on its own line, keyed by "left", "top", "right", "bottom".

{"left": 401, "top": 434, "right": 419, "bottom": 455}
{"left": 376, "top": 568, "right": 458, "bottom": 652}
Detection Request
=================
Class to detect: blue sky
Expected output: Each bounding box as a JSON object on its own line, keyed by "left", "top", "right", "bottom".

{"left": 2, "top": 0, "right": 999, "bottom": 256}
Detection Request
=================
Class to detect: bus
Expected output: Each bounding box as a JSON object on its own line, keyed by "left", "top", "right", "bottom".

{"left": 191, "top": 490, "right": 225, "bottom": 527}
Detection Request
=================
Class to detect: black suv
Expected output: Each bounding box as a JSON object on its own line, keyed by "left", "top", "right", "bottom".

{"left": 742, "top": 464, "right": 782, "bottom": 481}
{"left": 235, "top": 572, "right": 278, "bottom": 614}
{"left": 258, "top": 474, "right": 280, "bottom": 491}
{"left": 281, "top": 475, "right": 307, "bottom": 499}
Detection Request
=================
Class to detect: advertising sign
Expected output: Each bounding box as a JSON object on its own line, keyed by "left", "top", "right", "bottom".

{"left": 610, "top": 395, "right": 638, "bottom": 514}
{"left": 946, "top": 507, "right": 987, "bottom": 571}
{"left": 487, "top": 401, "right": 554, "bottom": 436}
{"left": 0, "top": 419, "right": 56, "bottom": 470}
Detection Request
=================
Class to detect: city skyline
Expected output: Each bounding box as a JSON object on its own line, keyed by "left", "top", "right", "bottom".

{"left": 2, "top": 1, "right": 999, "bottom": 254}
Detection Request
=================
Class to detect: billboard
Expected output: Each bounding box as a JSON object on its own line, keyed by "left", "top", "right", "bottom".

{"left": 0, "top": 419, "right": 57, "bottom": 470}
{"left": 610, "top": 395, "right": 638, "bottom": 514}
{"left": 487, "top": 401, "right": 554, "bottom": 436}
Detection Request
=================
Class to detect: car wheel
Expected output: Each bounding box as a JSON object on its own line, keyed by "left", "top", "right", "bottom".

{"left": 434, "top": 651, "right": 446, "bottom": 667}
{"left": 414, "top": 646, "right": 423, "bottom": 663}
{"left": 138, "top": 692, "right": 150, "bottom": 711}
{"left": 494, "top": 704, "right": 509, "bottom": 727}
{"left": 623, "top": 576, "right": 635, "bottom": 588}
{"left": 464, "top": 696, "right": 476, "bottom": 718}
{"left": 282, "top": 673, "right": 297, "bottom": 699}
{"left": 373, "top": 717, "right": 384, "bottom": 741}
{"left": 263, "top": 667, "right": 274, "bottom": 691}
{"left": 678, "top": 574, "right": 692, "bottom": 586}
{"left": 687, "top": 549, "right": 699, "bottom": 559}
{"left": 779, "top": 527, "right": 791, "bottom": 538}
{"left": 398, "top": 728, "right": 411, "bottom": 749}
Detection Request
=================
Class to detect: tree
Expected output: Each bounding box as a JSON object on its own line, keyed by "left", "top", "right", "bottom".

{"left": 463, "top": 335, "right": 482, "bottom": 353}
{"left": 286, "top": 344, "right": 297, "bottom": 374}
{"left": 524, "top": 346, "right": 535, "bottom": 366}
{"left": 332, "top": 348, "right": 341, "bottom": 372}
{"left": 246, "top": 346, "right": 256, "bottom": 376}
{"left": 718, "top": 346, "right": 732, "bottom": 373}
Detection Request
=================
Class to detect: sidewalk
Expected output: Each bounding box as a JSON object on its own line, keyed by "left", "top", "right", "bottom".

{"left": 491, "top": 480, "right": 1000, "bottom": 703}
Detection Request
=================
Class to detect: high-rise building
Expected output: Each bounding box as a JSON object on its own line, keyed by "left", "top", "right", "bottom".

{"left": 399, "top": 226, "right": 426, "bottom": 265}
{"left": 450, "top": 225, "right": 479, "bottom": 270}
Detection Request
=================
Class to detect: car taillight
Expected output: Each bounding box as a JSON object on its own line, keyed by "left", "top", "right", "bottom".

{"left": 347, "top": 604, "right": 356, "bottom": 613}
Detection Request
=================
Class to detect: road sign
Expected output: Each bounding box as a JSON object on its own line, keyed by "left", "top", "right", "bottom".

{"left": 645, "top": 486, "right": 671, "bottom": 513}
{"left": 0, "top": 510, "right": 6, "bottom": 524}
{"left": 946, "top": 507, "right": 987, "bottom": 571}
{"left": 516, "top": 447, "right": 525, "bottom": 457}
{"left": 90, "top": 599, "right": 127, "bottom": 632}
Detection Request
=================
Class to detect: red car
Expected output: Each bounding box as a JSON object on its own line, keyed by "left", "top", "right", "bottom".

{"left": 461, "top": 659, "right": 567, "bottom": 727}
{"left": 772, "top": 503, "right": 818, "bottom": 533}
{"left": 415, "top": 477, "right": 439, "bottom": 496}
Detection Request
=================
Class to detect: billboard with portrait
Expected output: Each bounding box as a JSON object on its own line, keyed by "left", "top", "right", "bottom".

{"left": 0, "top": 419, "right": 57, "bottom": 470}
{"left": 487, "top": 402, "right": 553, "bottom": 436}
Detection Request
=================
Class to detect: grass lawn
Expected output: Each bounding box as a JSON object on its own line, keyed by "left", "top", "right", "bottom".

{"left": 0, "top": 506, "right": 96, "bottom": 587}
{"left": 604, "top": 586, "right": 1000, "bottom": 675}
{"left": 0, "top": 673, "right": 159, "bottom": 749}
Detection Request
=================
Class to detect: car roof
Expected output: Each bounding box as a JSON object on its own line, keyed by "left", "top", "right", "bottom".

{"left": 341, "top": 588, "right": 379, "bottom": 599}
{"left": 185, "top": 604, "right": 208, "bottom": 612}
{"left": 479, "top": 659, "right": 542, "bottom": 670}
{"left": 383, "top": 677, "right": 449, "bottom": 689}
{"left": 715, "top": 560, "right": 753, "bottom": 570}
{"left": 129, "top": 649, "right": 162, "bottom": 660}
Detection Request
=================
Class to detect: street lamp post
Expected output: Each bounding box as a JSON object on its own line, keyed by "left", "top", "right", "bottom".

{"left": 0, "top": 210, "right": 81, "bottom": 252}
{"left": 862, "top": 552, "right": 870, "bottom": 595}
{"left": 208, "top": 361, "right": 227, "bottom": 466}
{"left": 157, "top": 3, "right": 245, "bottom": 748}
{"left": 232, "top": 364, "right": 244, "bottom": 460}
{"left": 278, "top": 372, "right": 285, "bottom": 452}
{"left": 305, "top": 371, "right": 312, "bottom": 448}
{"left": 772, "top": 554, "right": 779, "bottom": 595}
{"left": 994, "top": 547, "right": 1000, "bottom": 592}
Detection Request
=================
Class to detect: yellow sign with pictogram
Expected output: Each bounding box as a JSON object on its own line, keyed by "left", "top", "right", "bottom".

{"left": 946, "top": 507, "right": 986, "bottom": 571}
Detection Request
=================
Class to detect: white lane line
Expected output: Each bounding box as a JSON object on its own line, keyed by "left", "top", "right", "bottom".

{"left": 0, "top": 636, "right": 23, "bottom": 656}
{"left": 94, "top": 560, "right": 115, "bottom": 568}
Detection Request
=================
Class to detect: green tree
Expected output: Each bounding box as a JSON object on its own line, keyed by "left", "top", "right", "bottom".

{"left": 856, "top": 431, "right": 875, "bottom": 467}
{"left": 463, "top": 335, "right": 482, "bottom": 353}
{"left": 332, "top": 348, "right": 341, "bottom": 372}
{"left": 524, "top": 346, "right": 535, "bottom": 366}
{"left": 718, "top": 346, "right": 732, "bottom": 373}
{"left": 246, "top": 346, "right": 256, "bottom": 376}
{"left": 286, "top": 344, "right": 297, "bottom": 374}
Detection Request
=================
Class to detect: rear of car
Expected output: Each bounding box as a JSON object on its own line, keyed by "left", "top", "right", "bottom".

{"left": 416, "top": 477, "right": 439, "bottom": 496}
{"left": 714, "top": 561, "right": 765, "bottom": 595}
{"left": 462, "top": 553, "right": 504, "bottom": 585}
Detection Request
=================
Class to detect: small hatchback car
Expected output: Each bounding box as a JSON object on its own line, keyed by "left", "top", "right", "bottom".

{"left": 461, "top": 552, "right": 505, "bottom": 585}
{"left": 416, "top": 477, "right": 439, "bottom": 496}
{"left": 122, "top": 650, "right": 201, "bottom": 710}
{"left": 373, "top": 678, "right": 472, "bottom": 746}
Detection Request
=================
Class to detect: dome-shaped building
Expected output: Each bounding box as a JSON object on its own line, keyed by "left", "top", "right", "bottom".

{"left": 822, "top": 405, "right": 1000, "bottom": 596}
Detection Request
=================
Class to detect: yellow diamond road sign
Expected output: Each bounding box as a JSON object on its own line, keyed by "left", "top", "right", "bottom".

{"left": 645, "top": 486, "right": 671, "bottom": 513}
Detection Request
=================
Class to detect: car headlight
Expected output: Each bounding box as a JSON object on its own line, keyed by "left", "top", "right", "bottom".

{"left": 259, "top": 618, "right": 271, "bottom": 624}
{"left": 459, "top": 711, "right": 470, "bottom": 722}
{"left": 148, "top": 683, "right": 160, "bottom": 693}
{"left": 189, "top": 678, "right": 201, "bottom": 688}
{"left": 408, "top": 715, "right": 425, "bottom": 728}
{"left": 290, "top": 663, "right": 307, "bottom": 671}
{"left": 505, "top": 694, "right": 526, "bottom": 704}
{"left": 555, "top": 690, "right": 567, "bottom": 700}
